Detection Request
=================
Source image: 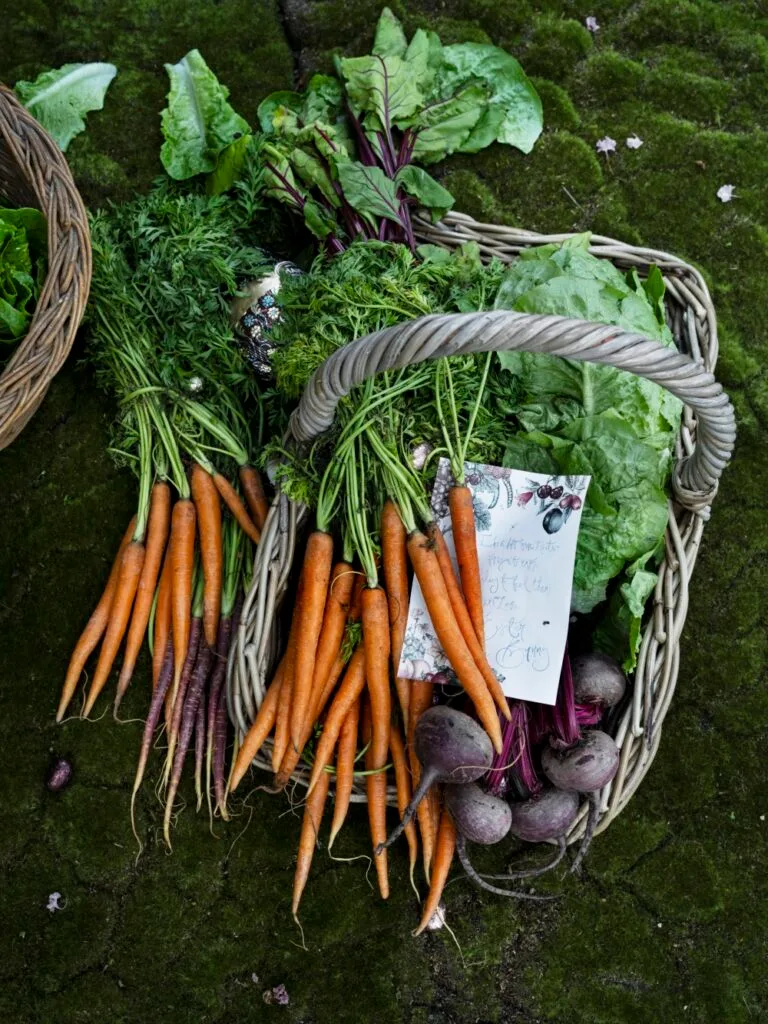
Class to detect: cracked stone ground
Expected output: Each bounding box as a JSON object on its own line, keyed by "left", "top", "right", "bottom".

{"left": 1, "top": 1, "right": 767, "bottom": 1021}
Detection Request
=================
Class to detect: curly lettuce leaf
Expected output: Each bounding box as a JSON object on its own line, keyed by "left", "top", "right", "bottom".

{"left": 14, "top": 63, "right": 117, "bottom": 152}
{"left": 161, "top": 50, "right": 250, "bottom": 180}
{"left": 496, "top": 233, "right": 682, "bottom": 665}
{"left": 0, "top": 207, "right": 47, "bottom": 341}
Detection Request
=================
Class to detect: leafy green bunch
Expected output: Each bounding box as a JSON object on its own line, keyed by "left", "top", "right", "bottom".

{"left": 256, "top": 7, "right": 543, "bottom": 251}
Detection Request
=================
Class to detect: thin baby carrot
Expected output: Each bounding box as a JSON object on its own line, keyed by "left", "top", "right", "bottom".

{"left": 328, "top": 697, "right": 360, "bottom": 849}
{"left": 169, "top": 498, "right": 196, "bottom": 709}
{"left": 407, "top": 530, "right": 503, "bottom": 753}
{"left": 57, "top": 516, "right": 136, "bottom": 722}
{"left": 212, "top": 472, "right": 260, "bottom": 545}
{"left": 449, "top": 484, "right": 485, "bottom": 649}
{"left": 362, "top": 586, "right": 391, "bottom": 900}
{"left": 413, "top": 807, "right": 456, "bottom": 935}
{"left": 292, "top": 767, "right": 331, "bottom": 920}
{"left": 239, "top": 465, "right": 269, "bottom": 531}
{"left": 390, "top": 721, "right": 419, "bottom": 891}
{"left": 409, "top": 679, "right": 437, "bottom": 880}
{"left": 230, "top": 660, "right": 285, "bottom": 790}
{"left": 82, "top": 539, "right": 145, "bottom": 717}
{"left": 308, "top": 561, "right": 354, "bottom": 713}
{"left": 191, "top": 464, "right": 223, "bottom": 648}
{"left": 290, "top": 531, "right": 334, "bottom": 751}
{"left": 272, "top": 621, "right": 298, "bottom": 773}
{"left": 381, "top": 499, "right": 411, "bottom": 726}
{"left": 305, "top": 645, "right": 366, "bottom": 796}
{"left": 153, "top": 546, "right": 173, "bottom": 689}
{"left": 431, "top": 525, "right": 510, "bottom": 721}
{"left": 115, "top": 483, "right": 171, "bottom": 711}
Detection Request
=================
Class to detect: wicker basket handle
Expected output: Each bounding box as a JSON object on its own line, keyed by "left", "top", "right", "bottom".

{"left": 290, "top": 310, "right": 736, "bottom": 510}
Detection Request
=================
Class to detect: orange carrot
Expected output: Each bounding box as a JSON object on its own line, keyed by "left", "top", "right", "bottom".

{"left": 153, "top": 546, "right": 173, "bottom": 689}
{"left": 407, "top": 530, "right": 503, "bottom": 753}
{"left": 212, "top": 472, "right": 260, "bottom": 545}
{"left": 381, "top": 499, "right": 411, "bottom": 726}
{"left": 362, "top": 586, "right": 391, "bottom": 899}
{"left": 230, "top": 663, "right": 285, "bottom": 791}
{"left": 239, "top": 465, "right": 269, "bottom": 531}
{"left": 191, "top": 464, "right": 223, "bottom": 648}
{"left": 82, "top": 540, "right": 146, "bottom": 717}
{"left": 290, "top": 531, "right": 334, "bottom": 750}
{"left": 305, "top": 645, "right": 366, "bottom": 795}
{"left": 431, "top": 525, "right": 510, "bottom": 722}
{"left": 408, "top": 679, "right": 437, "bottom": 880}
{"left": 272, "top": 631, "right": 297, "bottom": 773}
{"left": 390, "top": 721, "right": 418, "bottom": 889}
{"left": 449, "top": 485, "right": 485, "bottom": 649}
{"left": 57, "top": 516, "right": 136, "bottom": 722}
{"left": 328, "top": 697, "right": 361, "bottom": 849}
{"left": 169, "top": 498, "right": 196, "bottom": 709}
{"left": 115, "top": 484, "right": 171, "bottom": 711}
{"left": 292, "top": 767, "right": 331, "bottom": 919}
{"left": 308, "top": 561, "right": 354, "bottom": 712}
{"left": 413, "top": 807, "right": 456, "bottom": 935}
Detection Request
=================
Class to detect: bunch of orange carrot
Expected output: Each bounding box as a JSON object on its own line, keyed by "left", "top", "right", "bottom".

{"left": 57, "top": 458, "right": 269, "bottom": 839}
{"left": 230, "top": 465, "right": 508, "bottom": 933}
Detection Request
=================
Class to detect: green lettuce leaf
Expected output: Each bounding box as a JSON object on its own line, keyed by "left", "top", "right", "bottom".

{"left": 161, "top": 50, "right": 250, "bottom": 180}
{"left": 14, "top": 63, "right": 117, "bottom": 152}
{"left": 495, "top": 233, "right": 682, "bottom": 665}
{"left": 205, "top": 134, "right": 253, "bottom": 195}
{"left": 0, "top": 207, "right": 47, "bottom": 341}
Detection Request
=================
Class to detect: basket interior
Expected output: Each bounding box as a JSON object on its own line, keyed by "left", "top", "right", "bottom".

{"left": 0, "top": 129, "right": 38, "bottom": 209}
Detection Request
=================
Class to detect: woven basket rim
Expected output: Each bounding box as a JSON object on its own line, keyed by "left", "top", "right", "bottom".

{"left": 0, "top": 83, "right": 92, "bottom": 449}
{"left": 229, "top": 213, "right": 733, "bottom": 845}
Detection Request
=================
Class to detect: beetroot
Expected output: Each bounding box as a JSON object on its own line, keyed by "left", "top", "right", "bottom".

{"left": 541, "top": 730, "right": 619, "bottom": 793}
{"left": 444, "top": 783, "right": 512, "bottom": 845}
{"left": 571, "top": 652, "right": 626, "bottom": 709}
{"left": 377, "top": 706, "right": 493, "bottom": 853}
{"left": 510, "top": 787, "right": 579, "bottom": 843}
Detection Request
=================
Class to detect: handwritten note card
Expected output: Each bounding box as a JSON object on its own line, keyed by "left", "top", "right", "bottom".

{"left": 398, "top": 460, "right": 590, "bottom": 706}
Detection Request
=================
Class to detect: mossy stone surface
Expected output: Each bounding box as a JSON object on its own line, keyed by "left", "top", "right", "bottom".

{"left": 2, "top": 0, "right": 768, "bottom": 1020}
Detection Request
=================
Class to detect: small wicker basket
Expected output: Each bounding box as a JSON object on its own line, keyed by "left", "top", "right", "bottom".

{"left": 229, "top": 212, "right": 736, "bottom": 846}
{"left": 0, "top": 84, "right": 91, "bottom": 449}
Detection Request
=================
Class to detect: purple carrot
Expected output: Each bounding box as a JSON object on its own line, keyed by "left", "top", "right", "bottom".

{"left": 213, "top": 688, "right": 229, "bottom": 819}
{"left": 162, "top": 616, "right": 202, "bottom": 787}
{"left": 130, "top": 637, "right": 174, "bottom": 850}
{"left": 206, "top": 596, "right": 241, "bottom": 820}
{"left": 194, "top": 688, "right": 206, "bottom": 812}
{"left": 162, "top": 637, "right": 214, "bottom": 846}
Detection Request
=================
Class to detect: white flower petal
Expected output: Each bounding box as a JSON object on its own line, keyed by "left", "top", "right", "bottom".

{"left": 595, "top": 136, "right": 617, "bottom": 155}
{"left": 717, "top": 184, "right": 736, "bottom": 202}
{"left": 626, "top": 134, "right": 644, "bottom": 149}
{"left": 585, "top": 16, "right": 600, "bottom": 31}
{"left": 46, "top": 892, "right": 63, "bottom": 912}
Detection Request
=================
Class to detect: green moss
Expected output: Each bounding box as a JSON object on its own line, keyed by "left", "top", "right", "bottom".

{"left": 531, "top": 78, "right": 582, "bottom": 132}
{"left": 522, "top": 15, "right": 593, "bottom": 82}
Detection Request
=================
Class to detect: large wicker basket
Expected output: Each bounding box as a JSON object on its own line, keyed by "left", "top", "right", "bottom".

{"left": 0, "top": 84, "right": 91, "bottom": 449}
{"left": 229, "top": 212, "right": 736, "bottom": 847}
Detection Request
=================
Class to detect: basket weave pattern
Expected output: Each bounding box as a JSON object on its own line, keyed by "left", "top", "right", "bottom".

{"left": 229, "top": 213, "right": 736, "bottom": 843}
{"left": 0, "top": 84, "right": 91, "bottom": 449}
